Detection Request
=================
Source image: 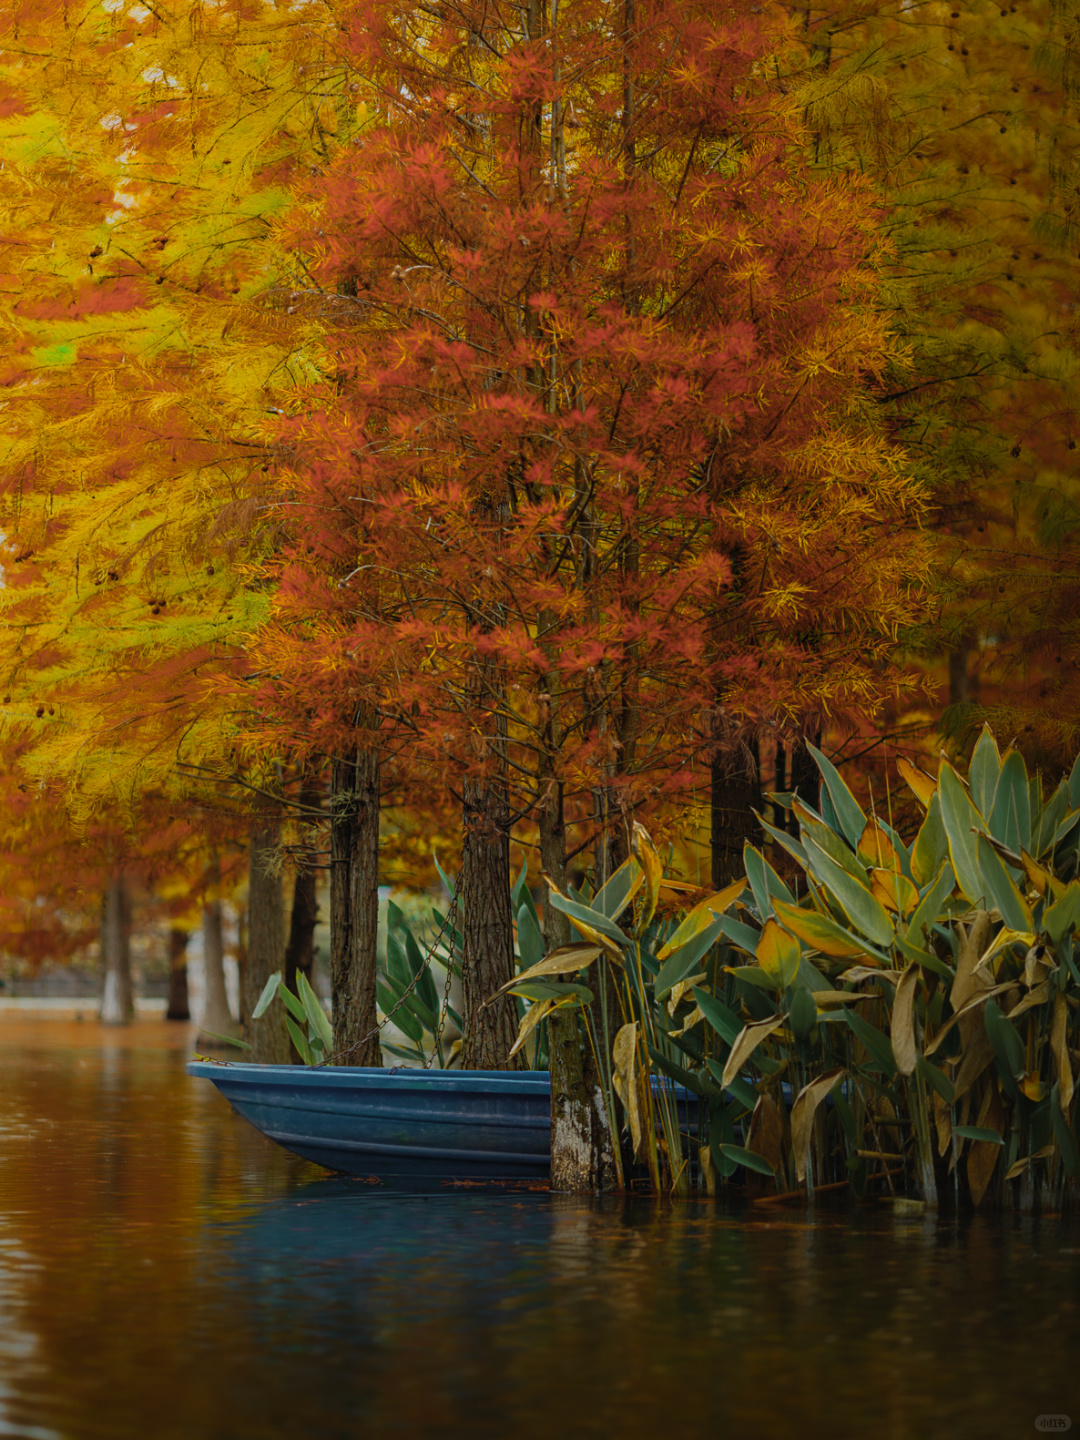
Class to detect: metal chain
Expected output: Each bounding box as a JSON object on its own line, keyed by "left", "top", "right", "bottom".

{"left": 319, "top": 889, "right": 460, "bottom": 1068}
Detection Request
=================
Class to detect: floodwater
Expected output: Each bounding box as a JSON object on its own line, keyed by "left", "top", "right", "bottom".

{"left": 0, "top": 1018, "right": 1077, "bottom": 1440}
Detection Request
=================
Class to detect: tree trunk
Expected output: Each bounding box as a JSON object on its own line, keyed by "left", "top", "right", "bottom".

{"left": 542, "top": 778, "right": 617, "bottom": 1190}
{"left": 199, "top": 900, "right": 238, "bottom": 1041}
{"left": 165, "top": 927, "right": 190, "bottom": 1021}
{"left": 244, "top": 820, "right": 290, "bottom": 1064}
{"left": 330, "top": 749, "right": 381, "bottom": 1066}
{"left": 459, "top": 775, "right": 522, "bottom": 1069}
{"left": 285, "top": 866, "right": 318, "bottom": 992}
{"left": 711, "top": 736, "right": 760, "bottom": 888}
{"left": 99, "top": 875, "right": 133, "bottom": 1026}
{"left": 789, "top": 729, "right": 823, "bottom": 813}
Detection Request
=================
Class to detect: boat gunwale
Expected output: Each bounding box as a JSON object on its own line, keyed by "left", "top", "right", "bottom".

{"left": 187, "top": 1061, "right": 552, "bottom": 1094}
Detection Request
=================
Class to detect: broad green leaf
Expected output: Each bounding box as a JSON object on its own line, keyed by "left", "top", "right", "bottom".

{"left": 545, "top": 883, "right": 628, "bottom": 952}
{"left": 756, "top": 917, "right": 801, "bottom": 986}
{"left": 285, "top": 1015, "right": 317, "bottom": 1065}
{"left": 903, "top": 860, "right": 955, "bottom": 946}
{"left": 744, "top": 843, "right": 794, "bottom": 920}
{"left": 837, "top": 1006, "right": 897, "bottom": 1076}
{"left": 279, "top": 985, "right": 307, "bottom": 1024}
{"left": 953, "top": 1125, "right": 1005, "bottom": 1146}
{"left": 516, "top": 902, "right": 545, "bottom": 971}
{"left": 938, "top": 763, "right": 988, "bottom": 907}
{"left": 298, "top": 972, "right": 333, "bottom": 1053}
{"left": 968, "top": 725, "right": 1002, "bottom": 818}
{"left": 916, "top": 1054, "right": 955, "bottom": 1103}
{"left": 802, "top": 838, "right": 894, "bottom": 947}
{"left": 1070, "top": 752, "right": 1080, "bottom": 810}
{"left": 653, "top": 916, "right": 727, "bottom": 999}
{"left": 1034, "top": 779, "right": 1071, "bottom": 858}
{"left": 693, "top": 987, "right": 742, "bottom": 1045}
{"left": 754, "top": 811, "right": 809, "bottom": 867}
{"left": 646, "top": 1044, "right": 705, "bottom": 1095}
{"left": 1044, "top": 881, "right": 1080, "bottom": 944}
{"left": 806, "top": 742, "right": 867, "bottom": 847}
{"left": 910, "top": 792, "right": 948, "bottom": 887}
{"left": 976, "top": 834, "right": 1033, "bottom": 931}
{"left": 400, "top": 923, "right": 439, "bottom": 1013}
{"left": 795, "top": 804, "right": 870, "bottom": 883}
{"left": 984, "top": 998, "right": 1025, "bottom": 1094}
{"left": 719, "top": 1143, "right": 776, "bottom": 1177}
{"left": 713, "top": 914, "right": 764, "bottom": 953}
{"left": 252, "top": 971, "right": 282, "bottom": 1020}
{"left": 990, "top": 749, "right": 1031, "bottom": 854}
{"left": 788, "top": 984, "right": 818, "bottom": 1039}
{"left": 593, "top": 855, "right": 644, "bottom": 921}
{"left": 773, "top": 898, "right": 872, "bottom": 958}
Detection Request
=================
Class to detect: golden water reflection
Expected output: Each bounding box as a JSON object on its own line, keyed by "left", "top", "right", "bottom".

{"left": 0, "top": 1017, "right": 1077, "bottom": 1439}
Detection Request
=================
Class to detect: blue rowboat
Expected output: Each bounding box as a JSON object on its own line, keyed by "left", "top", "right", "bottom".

{"left": 188, "top": 1062, "right": 553, "bottom": 1184}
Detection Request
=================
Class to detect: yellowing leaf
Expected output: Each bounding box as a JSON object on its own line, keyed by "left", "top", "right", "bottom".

{"left": 791, "top": 1069, "right": 845, "bottom": 1183}
{"left": 755, "top": 918, "right": 801, "bottom": 986}
{"left": 772, "top": 898, "right": 865, "bottom": 958}
{"left": 631, "top": 822, "right": 664, "bottom": 932}
{"left": 508, "top": 997, "right": 557, "bottom": 1058}
{"left": 891, "top": 963, "right": 920, "bottom": 1076}
{"left": 897, "top": 755, "right": 937, "bottom": 807}
{"left": 857, "top": 818, "right": 900, "bottom": 872}
{"left": 613, "top": 1022, "right": 643, "bottom": 1156}
{"left": 870, "top": 867, "right": 919, "bottom": 917}
{"left": 722, "top": 1014, "right": 785, "bottom": 1088}
{"left": 655, "top": 878, "right": 745, "bottom": 961}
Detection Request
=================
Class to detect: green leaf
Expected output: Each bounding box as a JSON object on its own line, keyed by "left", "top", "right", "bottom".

{"left": 802, "top": 838, "right": 894, "bottom": 947}
{"left": 806, "top": 741, "right": 868, "bottom": 847}
{"left": 285, "top": 1015, "right": 317, "bottom": 1065}
{"left": 976, "top": 835, "right": 1033, "bottom": 931}
{"left": 653, "top": 916, "right": 727, "bottom": 999}
{"left": 705, "top": 1058, "right": 758, "bottom": 1110}
{"left": 744, "top": 843, "right": 794, "bottom": 919}
{"left": 719, "top": 1142, "right": 776, "bottom": 1176}
{"left": 399, "top": 924, "right": 439, "bottom": 1013}
{"left": 984, "top": 998, "right": 1024, "bottom": 1096}
{"left": 646, "top": 1044, "right": 705, "bottom": 1094}
{"left": 953, "top": 1125, "right": 1005, "bottom": 1146}
{"left": 517, "top": 902, "right": 545, "bottom": 971}
{"left": 938, "top": 763, "right": 988, "bottom": 907}
{"left": 693, "top": 986, "right": 742, "bottom": 1045}
{"left": 251, "top": 971, "right": 282, "bottom": 1020}
{"left": 838, "top": 1007, "right": 897, "bottom": 1077}
{"left": 903, "top": 860, "right": 956, "bottom": 947}
{"left": 788, "top": 985, "right": 817, "bottom": 1039}
{"left": 1035, "top": 779, "right": 1071, "bottom": 858}
{"left": 279, "top": 985, "right": 307, "bottom": 1023}
{"left": 197, "top": 1029, "right": 251, "bottom": 1050}
{"left": 298, "top": 972, "right": 333, "bottom": 1053}
{"left": 968, "top": 726, "right": 1002, "bottom": 818}
{"left": 1069, "top": 753, "right": 1080, "bottom": 810}
{"left": 911, "top": 793, "right": 948, "bottom": 888}
{"left": 714, "top": 914, "right": 763, "bottom": 954}
{"left": 754, "top": 812, "right": 809, "bottom": 867}
{"left": 1044, "top": 881, "right": 1080, "bottom": 944}
{"left": 594, "top": 857, "right": 644, "bottom": 920}
{"left": 990, "top": 749, "right": 1031, "bottom": 855}
{"left": 916, "top": 1054, "right": 955, "bottom": 1103}
{"left": 546, "top": 889, "right": 629, "bottom": 948}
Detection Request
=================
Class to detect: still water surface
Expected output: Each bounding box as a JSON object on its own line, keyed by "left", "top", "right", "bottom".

{"left": 0, "top": 1017, "right": 1078, "bottom": 1440}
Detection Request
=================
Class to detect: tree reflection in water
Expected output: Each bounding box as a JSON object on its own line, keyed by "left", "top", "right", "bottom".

{"left": 0, "top": 1019, "right": 1077, "bottom": 1439}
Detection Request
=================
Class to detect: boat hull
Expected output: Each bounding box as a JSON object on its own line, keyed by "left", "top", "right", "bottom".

{"left": 188, "top": 1062, "right": 553, "bottom": 1183}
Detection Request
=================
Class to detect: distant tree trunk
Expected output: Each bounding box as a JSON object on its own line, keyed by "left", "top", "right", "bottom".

{"left": 711, "top": 735, "right": 760, "bottom": 888}
{"left": 99, "top": 875, "right": 133, "bottom": 1026}
{"left": 949, "top": 645, "right": 970, "bottom": 707}
{"left": 789, "top": 729, "right": 823, "bottom": 813}
{"left": 330, "top": 749, "right": 381, "bottom": 1066}
{"left": 244, "top": 819, "right": 290, "bottom": 1064}
{"left": 165, "top": 927, "right": 190, "bottom": 1021}
{"left": 285, "top": 780, "right": 321, "bottom": 1003}
{"left": 543, "top": 777, "right": 616, "bottom": 1190}
{"left": 199, "top": 900, "right": 238, "bottom": 1041}
{"left": 285, "top": 867, "right": 318, "bottom": 994}
{"left": 459, "top": 774, "right": 522, "bottom": 1070}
